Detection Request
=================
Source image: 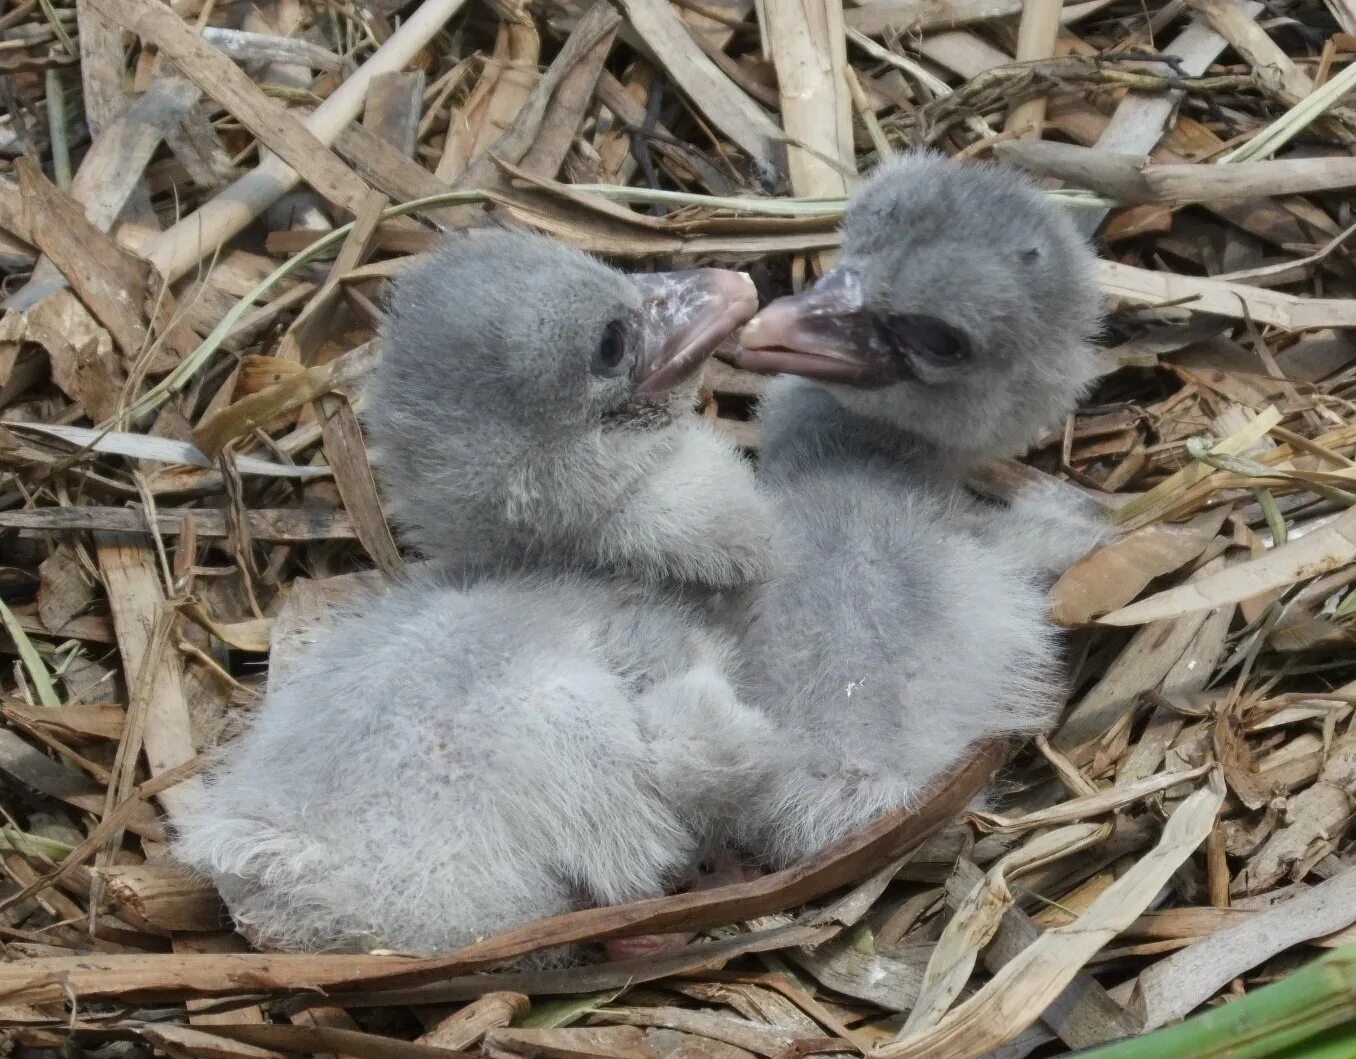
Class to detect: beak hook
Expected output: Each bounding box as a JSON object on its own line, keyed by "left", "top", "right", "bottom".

{"left": 632, "top": 269, "right": 759, "bottom": 396}
{"left": 734, "top": 267, "right": 897, "bottom": 387}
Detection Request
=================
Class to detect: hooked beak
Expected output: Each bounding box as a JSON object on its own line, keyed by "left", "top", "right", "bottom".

{"left": 733, "top": 268, "right": 899, "bottom": 388}
{"left": 632, "top": 269, "right": 759, "bottom": 397}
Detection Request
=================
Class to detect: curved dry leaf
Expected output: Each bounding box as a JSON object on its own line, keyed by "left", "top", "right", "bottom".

{"left": 1114, "top": 405, "right": 1280, "bottom": 527}
{"left": 1056, "top": 608, "right": 1214, "bottom": 755}
{"left": 876, "top": 771, "right": 1224, "bottom": 1059}
{"left": 180, "top": 602, "right": 274, "bottom": 653}
{"left": 191, "top": 340, "right": 377, "bottom": 458}
{"left": 970, "top": 765, "right": 1211, "bottom": 834}
{"left": 0, "top": 745, "right": 1008, "bottom": 1005}
{"left": 1050, "top": 506, "right": 1230, "bottom": 626}
{"left": 1101, "top": 504, "right": 1356, "bottom": 626}
{"left": 8, "top": 421, "right": 331, "bottom": 479}
{"left": 900, "top": 823, "right": 1107, "bottom": 1036}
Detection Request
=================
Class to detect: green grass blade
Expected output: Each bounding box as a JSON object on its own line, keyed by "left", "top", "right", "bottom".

{"left": 1075, "top": 947, "right": 1356, "bottom": 1059}
{"left": 519, "top": 990, "right": 624, "bottom": 1029}
{"left": 1266, "top": 1021, "right": 1356, "bottom": 1059}
{"left": 0, "top": 596, "right": 62, "bottom": 708}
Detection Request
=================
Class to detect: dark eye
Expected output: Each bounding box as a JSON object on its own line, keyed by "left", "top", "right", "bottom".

{"left": 882, "top": 314, "right": 971, "bottom": 367}
{"left": 592, "top": 319, "right": 628, "bottom": 376}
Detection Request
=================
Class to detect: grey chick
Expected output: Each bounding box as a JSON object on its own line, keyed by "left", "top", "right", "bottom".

{"left": 365, "top": 230, "right": 776, "bottom": 591}
{"left": 172, "top": 574, "right": 772, "bottom": 958}
{"left": 173, "top": 232, "right": 775, "bottom": 959}
{"left": 729, "top": 151, "right": 1106, "bottom": 867}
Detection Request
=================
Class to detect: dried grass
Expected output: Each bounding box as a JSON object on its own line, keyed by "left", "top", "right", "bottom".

{"left": 2, "top": 0, "right": 1356, "bottom": 1055}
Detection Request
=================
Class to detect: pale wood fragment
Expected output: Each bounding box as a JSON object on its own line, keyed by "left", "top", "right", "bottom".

{"left": 100, "top": 863, "right": 227, "bottom": 933}
{"left": 143, "top": 0, "right": 472, "bottom": 285}
{"left": 760, "top": 0, "right": 855, "bottom": 205}
{"left": 0, "top": 506, "right": 357, "bottom": 543}
{"left": 96, "top": 533, "right": 202, "bottom": 820}
{"left": 610, "top": 0, "right": 783, "bottom": 177}
{"left": 89, "top": 0, "right": 378, "bottom": 218}
{"left": 1008, "top": 0, "right": 1065, "bottom": 137}
{"left": 417, "top": 993, "right": 530, "bottom": 1050}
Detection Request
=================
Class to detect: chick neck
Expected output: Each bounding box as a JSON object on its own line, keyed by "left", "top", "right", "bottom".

{"left": 756, "top": 376, "right": 973, "bottom": 490}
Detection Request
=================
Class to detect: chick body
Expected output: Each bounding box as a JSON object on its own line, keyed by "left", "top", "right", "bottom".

{"left": 734, "top": 153, "right": 1107, "bottom": 866}
{"left": 174, "top": 233, "right": 775, "bottom": 956}
{"left": 176, "top": 573, "right": 768, "bottom": 956}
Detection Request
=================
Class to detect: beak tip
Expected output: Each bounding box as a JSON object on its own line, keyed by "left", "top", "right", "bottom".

{"left": 632, "top": 267, "right": 761, "bottom": 395}
{"left": 724, "top": 271, "right": 759, "bottom": 322}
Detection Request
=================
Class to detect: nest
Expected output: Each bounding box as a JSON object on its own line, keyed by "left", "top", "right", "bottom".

{"left": 2, "top": 0, "right": 1356, "bottom": 1054}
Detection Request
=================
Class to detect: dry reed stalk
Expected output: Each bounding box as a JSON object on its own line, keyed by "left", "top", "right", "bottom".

{"left": 2, "top": 0, "right": 1355, "bottom": 1053}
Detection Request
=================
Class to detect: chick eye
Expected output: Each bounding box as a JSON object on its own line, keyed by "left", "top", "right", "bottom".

{"left": 882, "top": 314, "right": 971, "bottom": 367}
{"left": 592, "top": 319, "right": 628, "bottom": 376}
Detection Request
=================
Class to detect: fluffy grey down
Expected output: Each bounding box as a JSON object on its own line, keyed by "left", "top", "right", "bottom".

{"left": 172, "top": 232, "right": 777, "bottom": 957}
{"left": 736, "top": 152, "right": 1110, "bottom": 867}
{"left": 173, "top": 573, "right": 771, "bottom": 955}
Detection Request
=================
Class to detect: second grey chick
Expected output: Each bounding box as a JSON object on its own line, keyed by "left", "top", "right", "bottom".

{"left": 365, "top": 231, "right": 776, "bottom": 590}
{"left": 173, "top": 233, "right": 775, "bottom": 959}
{"left": 729, "top": 152, "right": 1106, "bottom": 867}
